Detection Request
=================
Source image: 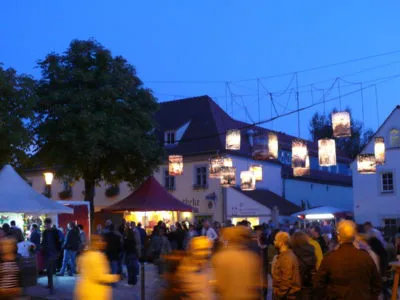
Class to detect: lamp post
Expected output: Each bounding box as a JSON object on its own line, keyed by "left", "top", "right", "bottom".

{"left": 43, "top": 172, "right": 54, "bottom": 198}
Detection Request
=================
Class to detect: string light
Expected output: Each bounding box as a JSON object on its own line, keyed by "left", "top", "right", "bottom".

{"left": 168, "top": 155, "right": 183, "bottom": 176}
{"left": 357, "top": 154, "right": 376, "bottom": 174}
{"left": 226, "top": 130, "right": 241, "bottom": 150}
{"left": 318, "top": 139, "right": 336, "bottom": 166}
{"left": 249, "top": 165, "right": 263, "bottom": 181}
{"left": 374, "top": 137, "right": 385, "bottom": 165}
{"left": 332, "top": 111, "right": 351, "bottom": 138}
{"left": 240, "top": 171, "right": 256, "bottom": 191}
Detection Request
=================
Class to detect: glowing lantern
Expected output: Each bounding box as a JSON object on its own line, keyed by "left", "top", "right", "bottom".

{"left": 209, "top": 156, "right": 224, "bottom": 179}
{"left": 220, "top": 167, "right": 236, "bottom": 187}
{"left": 332, "top": 111, "right": 351, "bottom": 138}
{"left": 249, "top": 164, "right": 263, "bottom": 181}
{"left": 43, "top": 172, "right": 54, "bottom": 185}
{"left": 374, "top": 137, "right": 385, "bottom": 165}
{"left": 226, "top": 130, "right": 241, "bottom": 150}
{"left": 240, "top": 171, "right": 256, "bottom": 191}
{"left": 292, "top": 140, "right": 308, "bottom": 168}
{"left": 294, "top": 155, "right": 310, "bottom": 177}
{"left": 252, "top": 132, "right": 279, "bottom": 160}
{"left": 357, "top": 154, "right": 376, "bottom": 174}
{"left": 168, "top": 155, "right": 183, "bottom": 176}
{"left": 318, "top": 138, "right": 336, "bottom": 166}
{"left": 223, "top": 157, "right": 233, "bottom": 167}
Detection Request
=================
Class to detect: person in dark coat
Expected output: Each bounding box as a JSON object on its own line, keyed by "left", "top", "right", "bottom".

{"left": 57, "top": 222, "right": 81, "bottom": 276}
{"left": 291, "top": 231, "right": 316, "bottom": 299}
{"left": 10, "top": 221, "right": 24, "bottom": 243}
{"left": 103, "top": 224, "right": 122, "bottom": 276}
{"left": 41, "top": 218, "right": 61, "bottom": 294}
{"left": 29, "top": 224, "right": 41, "bottom": 253}
{"left": 123, "top": 226, "right": 139, "bottom": 285}
{"left": 314, "top": 220, "right": 382, "bottom": 300}
{"left": 310, "top": 226, "right": 328, "bottom": 254}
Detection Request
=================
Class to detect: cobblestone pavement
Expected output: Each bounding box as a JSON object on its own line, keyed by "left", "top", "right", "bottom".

{"left": 25, "top": 263, "right": 161, "bottom": 300}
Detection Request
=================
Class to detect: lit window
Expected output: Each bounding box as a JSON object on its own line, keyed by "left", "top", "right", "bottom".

{"left": 165, "top": 131, "right": 176, "bottom": 145}
{"left": 390, "top": 129, "right": 400, "bottom": 147}
{"left": 164, "top": 170, "right": 175, "bottom": 190}
{"left": 381, "top": 172, "right": 394, "bottom": 193}
{"left": 195, "top": 166, "right": 208, "bottom": 188}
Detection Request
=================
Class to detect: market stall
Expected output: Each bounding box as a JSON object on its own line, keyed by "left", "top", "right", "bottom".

{"left": 103, "top": 176, "right": 193, "bottom": 233}
{"left": 292, "top": 206, "right": 353, "bottom": 225}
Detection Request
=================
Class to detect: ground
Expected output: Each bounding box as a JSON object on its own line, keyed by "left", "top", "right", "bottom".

{"left": 24, "top": 263, "right": 161, "bottom": 300}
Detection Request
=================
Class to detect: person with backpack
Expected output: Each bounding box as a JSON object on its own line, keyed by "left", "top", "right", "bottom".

{"left": 290, "top": 231, "right": 317, "bottom": 300}
{"left": 41, "top": 218, "right": 61, "bottom": 294}
{"left": 57, "top": 222, "right": 81, "bottom": 276}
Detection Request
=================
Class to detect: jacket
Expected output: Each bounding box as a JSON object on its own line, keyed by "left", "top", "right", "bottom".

{"left": 63, "top": 228, "right": 81, "bottom": 251}
{"left": 308, "top": 239, "right": 323, "bottom": 269}
{"left": 74, "top": 250, "right": 119, "bottom": 300}
{"left": 292, "top": 244, "right": 316, "bottom": 287}
{"left": 271, "top": 249, "right": 301, "bottom": 299}
{"left": 41, "top": 228, "right": 61, "bottom": 258}
{"left": 103, "top": 231, "right": 122, "bottom": 261}
{"left": 314, "top": 242, "right": 382, "bottom": 300}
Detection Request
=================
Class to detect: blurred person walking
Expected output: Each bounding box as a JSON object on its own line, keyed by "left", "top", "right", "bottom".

{"left": 212, "top": 226, "right": 263, "bottom": 300}
{"left": 272, "top": 231, "right": 301, "bottom": 300}
{"left": 75, "top": 235, "right": 120, "bottom": 300}
{"left": 314, "top": 220, "right": 381, "bottom": 300}
{"left": 0, "top": 237, "right": 21, "bottom": 299}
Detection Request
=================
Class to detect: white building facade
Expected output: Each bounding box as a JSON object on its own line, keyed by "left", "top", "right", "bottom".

{"left": 352, "top": 106, "right": 400, "bottom": 227}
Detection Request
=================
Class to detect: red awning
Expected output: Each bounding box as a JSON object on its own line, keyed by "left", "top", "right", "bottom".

{"left": 103, "top": 176, "right": 193, "bottom": 212}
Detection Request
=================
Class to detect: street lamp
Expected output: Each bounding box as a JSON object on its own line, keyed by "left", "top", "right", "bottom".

{"left": 43, "top": 172, "right": 54, "bottom": 198}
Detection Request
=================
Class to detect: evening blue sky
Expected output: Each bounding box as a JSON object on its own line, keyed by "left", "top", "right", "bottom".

{"left": 1, "top": 1, "right": 400, "bottom": 139}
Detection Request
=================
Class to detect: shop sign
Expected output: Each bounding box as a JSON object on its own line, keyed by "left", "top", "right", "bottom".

{"left": 230, "top": 202, "right": 260, "bottom": 217}
{"left": 182, "top": 197, "right": 200, "bottom": 208}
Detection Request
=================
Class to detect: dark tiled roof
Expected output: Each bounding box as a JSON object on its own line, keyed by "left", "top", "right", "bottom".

{"left": 232, "top": 187, "right": 301, "bottom": 216}
{"left": 156, "top": 95, "right": 351, "bottom": 163}
{"left": 281, "top": 165, "right": 352, "bottom": 187}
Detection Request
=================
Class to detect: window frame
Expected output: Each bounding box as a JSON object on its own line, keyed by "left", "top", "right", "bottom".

{"left": 164, "top": 168, "right": 175, "bottom": 191}
{"left": 164, "top": 130, "right": 176, "bottom": 145}
{"left": 193, "top": 165, "right": 208, "bottom": 189}
{"left": 380, "top": 171, "right": 395, "bottom": 194}
{"left": 390, "top": 128, "right": 400, "bottom": 148}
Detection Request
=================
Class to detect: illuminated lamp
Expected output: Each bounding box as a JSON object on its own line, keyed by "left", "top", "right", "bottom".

{"left": 209, "top": 156, "right": 224, "bottom": 179}
{"left": 168, "top": 155, "right": 183, "bottom": 176}
{"left": 305, "top": 213, "right": 335, "bottom": 220}
{"left": 249, "top": 164, "right": 263, "bottom": 181}
{"left": 252, "top": 132, "right": 279, "bottom": 160}
{"left": 240, "top": 171, "right": 256, "bottom": 191}
{"left": 226, "top": 130, "right": 241, "bottom": 150}
{"left": 220, "top": 167, "right": 236, "bottom": 187}
{"left": 357, "top": 154, "right": 376, "bottom": 174}
{"left": 292, "top": 140, "right": 308, "bottom": 168}
{"left": 374, "top": 137, "right": 385, "bottom": 165}
{"left": 332, "top": 111, "right": 351, "bottom": 138}
{"left": 318, "top": 138, "right": 336, "bottom": 166}
{"left": 43, "top": 172, "right": 54, "bottom": 185}
{"left": 293, "top": 155, "right": 310, "bottom": 177}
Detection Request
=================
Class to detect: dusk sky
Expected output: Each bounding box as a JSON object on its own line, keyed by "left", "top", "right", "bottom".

{"left": 1, "top": 1, "right": 400, "bottom": 139}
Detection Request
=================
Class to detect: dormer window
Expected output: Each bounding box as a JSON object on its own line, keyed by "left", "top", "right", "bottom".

{"left": 165, "top": 131, "right": 176, "bottom": 145}
{"left": 390, "top": 128, "right": 400, "bottom": 147}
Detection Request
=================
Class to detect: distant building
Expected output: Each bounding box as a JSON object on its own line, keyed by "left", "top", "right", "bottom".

{"left": 352, "top": 105, "right": 400, "bottom": 227}
{"left": 24, "top": 95, "right": 353, "bottom": 225}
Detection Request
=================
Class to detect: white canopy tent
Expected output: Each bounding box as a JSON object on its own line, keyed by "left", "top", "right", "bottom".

{"left": 0, "top": 165, "right": 72, "bottom": 214}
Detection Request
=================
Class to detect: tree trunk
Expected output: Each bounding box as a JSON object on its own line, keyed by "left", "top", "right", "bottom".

{"left": 84, "top": 178, "right": 96, "bottom": 234}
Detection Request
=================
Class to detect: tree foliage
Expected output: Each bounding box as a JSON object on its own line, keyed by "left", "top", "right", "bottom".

{"left": 0, "top": 64, "right": 36, "bottom": 168}
{"left": 35, "top": 39, "right": 163, "bottom": 221}
{"left": 309, "top": 108, "right": 374, "bottom": 158}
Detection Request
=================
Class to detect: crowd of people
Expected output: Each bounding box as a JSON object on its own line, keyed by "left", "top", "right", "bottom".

{"left": 0, "top": 217, "right": 400, "bottom": 299}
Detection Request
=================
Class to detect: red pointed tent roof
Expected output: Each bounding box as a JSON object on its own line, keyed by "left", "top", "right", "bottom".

{"left": 103, "top": 176, "right": 193, "bottom": 212}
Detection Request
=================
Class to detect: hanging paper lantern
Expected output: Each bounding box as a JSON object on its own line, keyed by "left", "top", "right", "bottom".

{"left": 223, "top": 157, "right": 233, "bottom": 167}
{"left": 220, "top": 167, "right": 236, "bottom": 187}
{"left": 252, "top": 132, "right": 279, "bottom": 160}
{"left": 249, "top": 164, "right": 263, "bottom": 181}
{"left": 168, "top": 155, "right": 183, "bottom": 176}
{"left": 292, "top": 140, "right": 308, "bottom": 168}
{"left": 318, "top": 138, "right": 337, "bottom": 166}
{"left": 226, "top": 130, "right": 241, "bottom": 150}
{"left": 240, "top": 171, "right": 256, "bottom": 191}
{"left": 332, "top": 111, "right": 351, "bottom": 138}
{"left": 294, "top": 155, "right": 310, "bottom": 177}
{"left": 209, "top": 156, "right": 224, "bottom": 179}
{"left": 357, "top": 154, "right": 376, "bottom": 174}
{"left": 374, "top": 137, "right": 385, "bottom": 165}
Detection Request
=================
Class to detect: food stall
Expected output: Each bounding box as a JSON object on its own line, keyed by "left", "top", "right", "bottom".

{"left": 103, "top": 176, "right": 193, "bottom": 234}
{"left": 292, "top": 206, "right": 353, "bottom": 227}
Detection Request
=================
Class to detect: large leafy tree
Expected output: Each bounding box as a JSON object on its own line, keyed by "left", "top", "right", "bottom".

{"left": 0, "top": 64, "right": 36, "bottom": 168}
{"left": 35, "top": 39, "right": 163, "bottom": 225}
{"left": 309, "top": 108, "right": 374, "bottom": 158}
